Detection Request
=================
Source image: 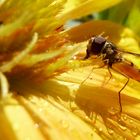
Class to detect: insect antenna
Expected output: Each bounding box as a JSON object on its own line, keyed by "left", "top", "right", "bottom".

{"left": 104, "top": 35, "right": 109, "bottom": 40}
{"left": 98, "top": 32, "right": 109, "bottom": 39}
{"left": 99, "top": 32, "right": 105, "bottom": 37}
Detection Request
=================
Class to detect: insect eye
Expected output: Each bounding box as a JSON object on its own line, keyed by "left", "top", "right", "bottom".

{"left": 90, "top": 36, "right": 106, "bottom": 55}
{"left": 94, "top": 36, "right": 106, "bottom": 45}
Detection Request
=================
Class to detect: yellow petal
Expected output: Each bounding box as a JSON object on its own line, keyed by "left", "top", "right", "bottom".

{"left": 56, "top": 65, "right": 140, "bottom": 139}
{"left": 0, "top": 90, "right": 102, "bottom": 140}
{"left": 57, "top": 0, "right": 122, "bottom": 23}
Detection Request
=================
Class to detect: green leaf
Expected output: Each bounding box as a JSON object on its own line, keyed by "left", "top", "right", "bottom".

{"left": 125, "top": 0, "right": 140, "bottom": 35}
{"left": 107, "top": 0, "right": 134, "bottom": 24}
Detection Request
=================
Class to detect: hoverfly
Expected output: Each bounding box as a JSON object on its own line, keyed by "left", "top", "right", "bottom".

{"left": 84, "top": 35, "right": 140, "bottom": 112}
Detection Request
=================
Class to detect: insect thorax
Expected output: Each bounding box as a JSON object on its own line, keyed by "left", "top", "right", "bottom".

{"left": 101, "top": 42, "right": 122, "bottom": 67}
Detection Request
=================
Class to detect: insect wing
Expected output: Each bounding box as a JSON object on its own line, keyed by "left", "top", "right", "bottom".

{"left": 117, "top": 48, "right": 140, "bottom": 57}
{"left": 112, "top": 61, "right": 140, "bottom": 82}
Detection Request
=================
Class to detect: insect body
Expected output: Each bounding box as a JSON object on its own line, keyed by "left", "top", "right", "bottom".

{"left": 85, "top": 36, "right": 140, "bottom": 112}
{"left": 85, "top": 36, "right": 123, "bottom": 66}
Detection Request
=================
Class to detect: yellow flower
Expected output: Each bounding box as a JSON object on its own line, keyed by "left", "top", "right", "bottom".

{"left": 0, "top": 0, "right": 140, "bottom": 140}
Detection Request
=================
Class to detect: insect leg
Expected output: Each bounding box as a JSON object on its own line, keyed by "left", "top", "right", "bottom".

{"left": 80, "top": 66, "right": 95, "bottom": 85}
{"left": 103, "top": 66, "right": 112, "bottom": 85}
{"left": 118, "top": 77, "right": 129, "bottom": 112}
{"left": 80, "top": 65, "right": 105, "bottom": 85}
{"left": 108, "top": 66, "right": 112, "bottom": 80}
